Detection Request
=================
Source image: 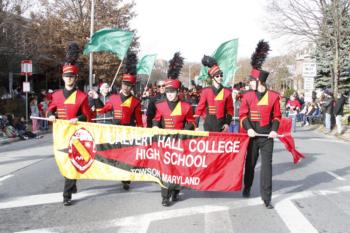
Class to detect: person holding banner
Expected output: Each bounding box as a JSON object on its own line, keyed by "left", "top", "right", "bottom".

{"left": 46, "top": 42, "right": 93, "bottom": 206}
{"left": 239, "top": 40, "right": 281, "bottom": 209}
{"left": 94, "top": 51, "right": 143, "bottom": 191}
{"left": 153, "top": 52, "right": 196, "bottom": 207}
{"left": 195, "top": 55, "right": 234, "bottom": 132}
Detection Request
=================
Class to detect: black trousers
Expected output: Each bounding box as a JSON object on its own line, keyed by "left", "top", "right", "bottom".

{"left": 203, "top": 116, "right": 224, "bottom": 132}
{"left": 161, "top": 185, "right": 180, "bottom": 199}
{"left": 63, "top": 178, "right": 77, "bottom": 199}
{"left": 244, "top": 137, "right": 274, "bottom": 202}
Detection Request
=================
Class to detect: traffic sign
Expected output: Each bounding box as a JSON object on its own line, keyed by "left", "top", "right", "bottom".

{"left": 21, "top": 60, "right": 33, "bottom": 76}
{"left": 302, "top": 63, "right": 317, "bottom": 77}
{"left": 23, "top": 82, "right": 30, "bottom": 92}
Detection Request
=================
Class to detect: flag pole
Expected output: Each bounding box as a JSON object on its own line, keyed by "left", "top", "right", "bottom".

{"left": 144, "top": 69, "right": 153, "bottom": 90}
{"left": 92, "top": 117, "right": 114, "bottom": 121}
{"left": 30, "top": 116, "right": 50, "bottom": 121}
{"left": 88, "top": 0, "right": 95, "bottom": 90}
{"left": 110, "top": 60, "right": 123, "bottom": 89}
{"left": 255, "top": 133, "right": 285, "bottom": 138}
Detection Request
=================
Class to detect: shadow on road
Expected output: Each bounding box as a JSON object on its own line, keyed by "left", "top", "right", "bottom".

{"left": 274, "top": 166, "right": 350, "bottom": 194}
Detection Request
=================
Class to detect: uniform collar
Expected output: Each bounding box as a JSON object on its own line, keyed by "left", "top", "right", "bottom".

{"left": 256, "top": 89, "right": 267, "bottom": 100}
{"left": 211, "top": 85, "right": 223, "bottom": 95}
{"left": 167, "top": 99, "right": 179, "bottom": 111}
{"left": 63, "top": 88, "right": 76, "bottom": 99}
{"left": 120, "top": 92, "right": 132, "bottom": 102}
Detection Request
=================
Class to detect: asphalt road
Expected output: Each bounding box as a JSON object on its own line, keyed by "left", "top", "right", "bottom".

{"left": 1, "top": 127, "right": 350, "bottom": 233}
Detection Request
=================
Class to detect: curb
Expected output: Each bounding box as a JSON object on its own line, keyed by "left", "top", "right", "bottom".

{"left": 0, "top": 137, "right": 21, "bottom": 145}
{"left": 0, "top": 130, "right": 52, "bottom": 146}
{"left": 311, "top": 124, "right": 350, "bottom": 143}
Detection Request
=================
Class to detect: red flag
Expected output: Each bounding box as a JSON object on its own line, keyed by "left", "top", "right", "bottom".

{"left": 277, "top": 118, "right": 305, "bottom": 164}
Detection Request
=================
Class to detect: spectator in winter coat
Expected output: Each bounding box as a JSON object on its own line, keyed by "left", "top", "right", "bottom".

{"left": 333, "top": 92, "right": 346, "bottom": 134}
{"left": 286, "top": 94, "right": 301, "bottom": 132}
{"left": 323, "top": 90, "right": 334, "bottom": 133}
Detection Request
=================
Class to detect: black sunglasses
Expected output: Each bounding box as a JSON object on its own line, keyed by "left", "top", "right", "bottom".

{"left": 157, "top": 85, "right": 165, "bottom": 88}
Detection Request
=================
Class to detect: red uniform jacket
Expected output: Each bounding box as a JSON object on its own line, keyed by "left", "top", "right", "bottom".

{"left": 46, "top": 89, "right": 92, "bottom": 122}
{"left": 97, "top": 94, "right": 142, "bottom": 127}
{"left": 153, "top": 100, "right": 196, "bottom": 130}
{"left": 239, "top": 90, "right": 281, "bottom": 133}
{"left": 195, "top": 86, "right": 234, "bottom": 131}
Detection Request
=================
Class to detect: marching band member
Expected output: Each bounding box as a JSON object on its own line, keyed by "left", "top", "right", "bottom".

{"left": 46, "top": 42, "right": 93, "bottom": 206}
{"left": 94, "top": 51, "right": 143, "bottom": 190}
{"left": 239, "top": 40, "right": 281, "bottom": 209}
{"left": 195, "top": 55, "right": 233, "bottom": 132}
{"left": 153, "top": 52, "right": 196, "bottom": 206}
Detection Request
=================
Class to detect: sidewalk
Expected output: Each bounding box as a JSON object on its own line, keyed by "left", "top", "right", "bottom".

{"left": 0, "top": 129, "right": 52, "bottom": 146}
{"left": 302, "top": 123, "right": 350, "bottom": 143}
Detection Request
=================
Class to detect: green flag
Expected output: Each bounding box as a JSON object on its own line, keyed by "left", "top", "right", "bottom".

{"left": 137, "top": 54, "right": 157, "bottom": 76}
{"left": 198, "top": 39, "right": 239, "bottom": 87}
{"left": 83, "top": 28, "right": 134, "bottom": 60}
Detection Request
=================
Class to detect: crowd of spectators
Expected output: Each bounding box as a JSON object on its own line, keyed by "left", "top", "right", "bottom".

{"left": 0, "top": 88, "right": 52, "bottom": 141}
{"left": 1, "top": 81, "right": 349, "bottom": 141}
{"left": 0, "top": 114, "right": 43, "bottom": 140}
{"left": 281, "top": 89, "right": 349, "bottom": 135}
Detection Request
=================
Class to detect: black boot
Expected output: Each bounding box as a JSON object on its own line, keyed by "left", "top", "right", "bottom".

{"left": 162, "top": 197, "right": 171, "bottom": 207}
{"left": 242, "top": 187, "right": 251, "bottom": 198}
{"left": 172, "top": 191, "right": 180, "bottom": 202}
{"left": 264, "top": 200, "right": 273, "bottom": 209}
{"left": 122, "top": 182, "right": 130, "bottom": 191}
{"left": 63, "top": 197, "right": 72, "bottom": 206}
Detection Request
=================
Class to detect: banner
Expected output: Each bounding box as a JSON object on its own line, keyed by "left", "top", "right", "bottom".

{"left": 198, "top": 39, "right": 239, "bottom": 86}
{"left": 53, "top": 120, "right": 250, "bottom": 191}
{"left": 83, "top": 28, "right": 134, "bottom": 60}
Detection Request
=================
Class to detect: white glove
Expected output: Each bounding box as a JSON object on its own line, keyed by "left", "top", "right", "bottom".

{"left": 247, "top": 129, "right": 256, "bottom": 137}
{"left": 69, "top": 118, "right": 78, "bottom": 124}
{"left": 221, "top": 124, "right": 229, "bottom": 132}
{"left": 268, "top": 131, "right": 278, "bottom": 138}
{"left": 48, "top": 115, "right": 56, "bottom": 122}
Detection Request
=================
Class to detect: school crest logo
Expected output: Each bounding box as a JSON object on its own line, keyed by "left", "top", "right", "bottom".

{"left": 68, "top": 128, "right": 96, "bottom": 173}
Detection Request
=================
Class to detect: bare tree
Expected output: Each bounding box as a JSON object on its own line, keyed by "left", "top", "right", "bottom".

{"left": 266, "top": 0, "right": 350, "bottom": 95}
{"left": 29, "top": 0, "right": 138, "bottom": 87}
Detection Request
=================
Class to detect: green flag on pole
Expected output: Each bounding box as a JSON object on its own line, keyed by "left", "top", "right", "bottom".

{"left": 198, "top": 39, "right": 239, "bottom": 87}
{"left": 137, "top": 54, "right": 157, "bottom": 76}
{"left": 83, "top": 28, "right": 134, "bottom": 60}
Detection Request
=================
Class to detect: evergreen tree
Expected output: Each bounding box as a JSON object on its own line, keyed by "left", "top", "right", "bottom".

{"left": 314, "top": 40, "right": 332, "bottom": 89}
{"left": 314, "top": 1, "right": 350, "bottom": 93}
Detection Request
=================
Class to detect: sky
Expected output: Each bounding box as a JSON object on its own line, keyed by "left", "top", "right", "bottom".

{"left": 130, "top": 0, "right": 287, "bottom": 62}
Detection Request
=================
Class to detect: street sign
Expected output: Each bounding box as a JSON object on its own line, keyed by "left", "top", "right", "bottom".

{"left": 302, "top": 62, "right": 317, "bottom": 77}
{"left": 304, "top": 77, "right": 315, "bottom": 90}
{"left": 21, "top": 60, "right": 33, "bottom": 76}
{"left": 23, "top": 82, "right": 30, "bottom": 92}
